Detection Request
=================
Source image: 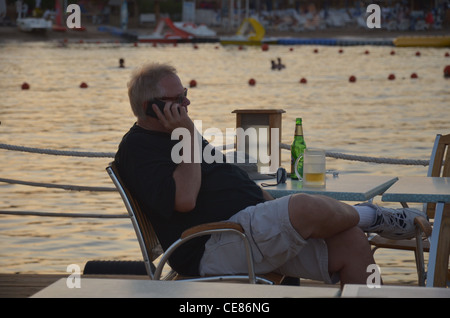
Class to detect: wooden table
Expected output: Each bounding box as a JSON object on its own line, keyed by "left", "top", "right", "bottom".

{"left": 382, "top": 176, "right": 450, "bottom": 287}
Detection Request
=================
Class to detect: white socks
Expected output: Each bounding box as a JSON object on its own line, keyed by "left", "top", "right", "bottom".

{"left": 353, "top": 204, "right": 377, "bottom": 229}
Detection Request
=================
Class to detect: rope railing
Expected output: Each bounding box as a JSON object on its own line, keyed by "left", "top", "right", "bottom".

{"left": 0, "top": 142, "right": 433, "bottom": 218}
{"left": 0, "top": 210, "right": 129, "bottom": 218}
{"left": 0, "top": 143, "right": 115, "bottom": 158}
{"left": 324, "top": 151, "right": 429, "bottom": 166}
{"left": 0, "top": 144, "right": 116, "bottom": 218}
{"left": 0, "top": 177, "right": 115, "bottom": 192}
{"left": 0, "top": 142, "right": 431, "bottom": 166}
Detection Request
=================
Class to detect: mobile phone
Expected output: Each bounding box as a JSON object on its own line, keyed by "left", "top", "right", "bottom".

{"left": 146, "top": 99, "right": 182, "bottom": 118}
{"left": 146, "top": 99, "right": 166, "bottom": 118}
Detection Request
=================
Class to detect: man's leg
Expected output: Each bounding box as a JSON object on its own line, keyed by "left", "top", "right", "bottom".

{"left": 325, "top": 226, "right": 377, "bottom": 288}
{"left": 287, "top": 193, "right": 376, "bottom": 287}
{"left": 288, "top": 193, "right": 360, "bottom": 239}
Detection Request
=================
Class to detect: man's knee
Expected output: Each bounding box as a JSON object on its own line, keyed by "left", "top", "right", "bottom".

{"left": 327, "top": 226, "right": 369, "bottom": 253}
{"left": 288, "top": 193, "right": 359, "bottom": 239}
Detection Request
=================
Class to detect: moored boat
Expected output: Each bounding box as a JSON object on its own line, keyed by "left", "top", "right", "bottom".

{"left": 17, "top": 17, "right": 52, "bottom": 32}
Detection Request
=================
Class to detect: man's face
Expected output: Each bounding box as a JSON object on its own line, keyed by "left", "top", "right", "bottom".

{"left": 158, "top": 74, "right": 190, "bottom": 111}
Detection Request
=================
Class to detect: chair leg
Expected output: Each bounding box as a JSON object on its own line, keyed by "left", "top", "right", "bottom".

{"left": 413, "top": 226, "right": 426, "bottom": 286}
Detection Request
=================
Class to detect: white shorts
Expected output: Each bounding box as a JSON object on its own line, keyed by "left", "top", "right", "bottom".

{"left": 199, "top": 195, "right": 335, "bottom": 284}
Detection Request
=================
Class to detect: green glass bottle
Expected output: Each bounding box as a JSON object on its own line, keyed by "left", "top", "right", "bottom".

{"left": 290, "top": 118, "right": 307, "bottom": 179}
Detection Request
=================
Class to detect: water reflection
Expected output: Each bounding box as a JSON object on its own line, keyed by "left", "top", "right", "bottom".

{"left": 0, "top": 42, "right": 448, "bottom": 283}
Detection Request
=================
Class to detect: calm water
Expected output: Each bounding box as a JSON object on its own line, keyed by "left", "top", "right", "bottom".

{"left": 0, "top": 40, "right": 449, "bottom": 284}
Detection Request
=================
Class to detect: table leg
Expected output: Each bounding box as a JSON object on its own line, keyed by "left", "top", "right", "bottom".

{"left": 426, "top": 202, "right": 450, "bottom": 287}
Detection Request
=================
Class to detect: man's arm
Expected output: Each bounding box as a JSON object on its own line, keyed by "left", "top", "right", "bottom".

{"left": 261, "top": 188, "right": 274, "bottom": 201}
{"left": 172, "top": 133, "right": 201, "bottom": 212}
{"left": 155, "top": 104, "right": 202, "bottom": 212}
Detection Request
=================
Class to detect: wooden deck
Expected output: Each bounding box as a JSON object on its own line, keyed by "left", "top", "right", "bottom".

{"left": 0, "top": 274, "right": 147, "bottom": 298}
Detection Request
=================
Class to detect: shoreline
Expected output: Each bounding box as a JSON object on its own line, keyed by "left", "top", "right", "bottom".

{"left": 1, "top": 22, "right": 449, "bottom": 44}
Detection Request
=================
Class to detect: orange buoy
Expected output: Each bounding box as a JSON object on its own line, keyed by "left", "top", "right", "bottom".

{"left": 193, "top": 44, "right": 199, "bottom": 49}
{"left": 364, "top": 50, "right": 370, "bottom": 55}
{"left": 299, "top": 78, "right": 307, "bottom": 84}
{"left": 238, "top": 45, "right": 243, "bottom": 50}
{"left": 410, "top": 73, "right": 418, "bottom": 79}
{"left": 388, "top": 74, "right": 396, "bottom": 80}
{"left": 261, "top": 44, "right": 269, "bottom": 51}
{"left": 415, "top": 51, "right": 421, "bottom": 56}
{"left": 80, "top": 82, "right": 88, "bottom": 88}
{"left": 21, "top": 82, "right": 30, "bottom": 90}
{"left": 289, "top": 47, "right": 294, "bottom": 52}
{"left": 313, "top": 49, "right": 319, "bottom": 53}
{"left": 444, "top": 65, "right": 450, "bottom": 78}
{"left": 248, "top": 78, "right": 256, "bottom": 86}
{"left": 390, "top": 50, "right": 395, "bottom": 55}
{"left": 349, "top": 75, "right": 356, "bottom": 83}
{"left": 445, "top": 52, "right": 449, "bottom": 57}
{"left": 189, "top": 79, "right": 197, "bottom": 88}
{"left": 338, "top": 49, "right": 344, "bottom": 54}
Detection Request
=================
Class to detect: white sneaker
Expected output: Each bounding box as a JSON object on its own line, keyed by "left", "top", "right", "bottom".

{"left": 357, "top": 203, "right": 427, "bottom": 240}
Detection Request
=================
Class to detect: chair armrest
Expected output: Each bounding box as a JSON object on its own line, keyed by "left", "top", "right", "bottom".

{"left": 154, "top": 221, "right": 256, "bottom": 282}
{"left": 414, "top": 216, "right": 432, "bottom": 238}
{"left": 181, "top": 222, "right": 244, "bottom": 239}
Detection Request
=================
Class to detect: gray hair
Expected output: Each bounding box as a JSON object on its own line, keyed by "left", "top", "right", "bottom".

{"left": 127, "top": 63, "right": 177, "bottom": 118}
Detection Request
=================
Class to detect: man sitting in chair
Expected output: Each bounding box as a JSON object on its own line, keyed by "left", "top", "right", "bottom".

{"left": 115, "top": 63, "right": 425, "bottom": 287}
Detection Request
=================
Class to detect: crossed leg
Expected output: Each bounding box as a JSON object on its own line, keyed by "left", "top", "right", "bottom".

{"left": 288, "top": 193, "right": 377, "bottom": 287}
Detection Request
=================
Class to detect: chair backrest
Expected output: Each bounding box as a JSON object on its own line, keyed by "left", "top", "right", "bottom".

{"left": 106, "top": 161, "right": 162, "bottom": 279}
{"left": 426, "top": 134, "right": 450, "bottom": 218}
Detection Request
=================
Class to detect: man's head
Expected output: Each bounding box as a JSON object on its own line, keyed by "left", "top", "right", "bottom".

{"left": 128, "top": 63, "right": 188, "bottom": 119}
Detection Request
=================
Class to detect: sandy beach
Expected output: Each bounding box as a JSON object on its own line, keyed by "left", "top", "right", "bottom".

{"left": 1, "top": 20, "right": 449, "bottom": 43}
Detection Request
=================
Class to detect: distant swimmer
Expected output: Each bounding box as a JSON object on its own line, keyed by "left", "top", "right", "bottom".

{"left": 119, "top": 58, "right": 125, "bottom": 68}
{"left": 271, "top": 58, "right": 285, "bottom": 71}
{"left": 271, "top": 60, "right": 277, "bottom": 70}
{"left": 277, "top": 57, "right": 285, "bottom": 70}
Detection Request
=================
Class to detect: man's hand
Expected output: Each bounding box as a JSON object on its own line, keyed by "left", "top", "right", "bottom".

{"left": 153, "top": 102, "right": 194, "bottom": 133}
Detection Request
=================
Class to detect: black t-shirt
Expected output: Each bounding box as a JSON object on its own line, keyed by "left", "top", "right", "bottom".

{"left": 115, "top": 124, "right": 265, "bottom": 275}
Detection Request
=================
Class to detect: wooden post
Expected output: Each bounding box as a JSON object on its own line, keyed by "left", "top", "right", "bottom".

{"left": 232, "top": 109, "right": 285, "bottom": 172}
